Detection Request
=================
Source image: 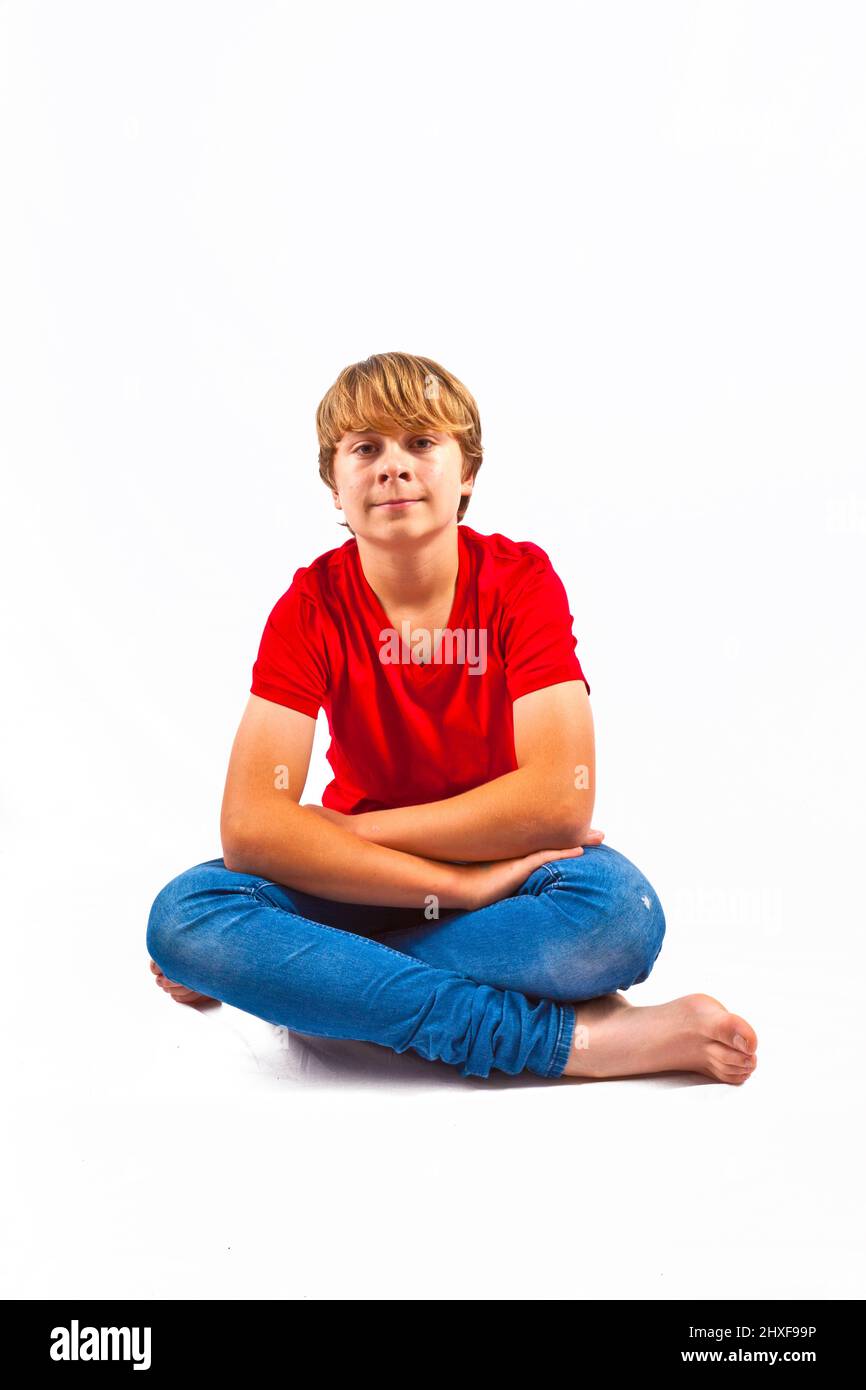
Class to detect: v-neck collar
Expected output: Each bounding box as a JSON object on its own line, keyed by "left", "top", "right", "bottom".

{"left": 353, "top": 525, "right": 469, "bottom": 677}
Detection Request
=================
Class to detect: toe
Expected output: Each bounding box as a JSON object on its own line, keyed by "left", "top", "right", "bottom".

{"left": 708, "top": 1040, "right": 756, "bottom": 1070}
{"left": 719, "top": 1012, "right": 758, "bottom": 1056}
{"left": 729, "top": 1022, "right": 758, "bottom": 1054}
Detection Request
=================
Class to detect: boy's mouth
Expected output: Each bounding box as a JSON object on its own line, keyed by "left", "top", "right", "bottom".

{"left": 372, "top": 498, "right": 423, "bottom": 509}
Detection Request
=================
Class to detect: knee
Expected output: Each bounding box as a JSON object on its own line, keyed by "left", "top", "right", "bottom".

{"left": 595, "top": 847, "right": 667, "bottom": 986}
{"left": 555, "top": 844, "right": 667, "bottom": 990}
{"left": 619, "top": 888, "right": 666, "bottom": 987}
{"left": 146, "top": 864, "right": 210, "bottom": 974}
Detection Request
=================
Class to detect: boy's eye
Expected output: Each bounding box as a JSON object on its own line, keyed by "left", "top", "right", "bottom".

{"left": 353, "top": 437, "right": 436, "bottom": 455}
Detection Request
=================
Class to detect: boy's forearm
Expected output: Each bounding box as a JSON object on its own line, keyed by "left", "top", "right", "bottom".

{"left": 222, "top": 799, "right": 470, "bottom": 910}
{"left": 351, "top": 768, "right": 583, "bottom": 862}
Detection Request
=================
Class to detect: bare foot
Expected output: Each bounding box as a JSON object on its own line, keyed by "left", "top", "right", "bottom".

{"left": 149, "top": 958, "right": 218, "bottom": 1006}
{"left": 562, "top": 992, "right": 758, "bottom": 1084}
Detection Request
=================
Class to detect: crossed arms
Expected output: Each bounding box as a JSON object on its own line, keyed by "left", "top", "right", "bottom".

{"left": 220, "top": 680, "right": 597, "bottom": 910}
{"left": 306, "top": 679, "right": 595, "bottom": 862}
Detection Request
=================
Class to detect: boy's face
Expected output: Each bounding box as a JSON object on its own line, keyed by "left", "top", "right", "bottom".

{"left": 330, "top": 424, "right": 473, "bottom": 541}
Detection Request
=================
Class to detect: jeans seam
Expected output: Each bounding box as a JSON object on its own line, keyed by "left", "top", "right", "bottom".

{"left": 546, "top": 1003, "right": 575, "bottom": 1078}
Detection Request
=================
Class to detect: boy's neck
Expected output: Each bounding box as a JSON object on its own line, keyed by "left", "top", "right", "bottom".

{"left": 355, "top": 524, "right": 461, "bottom": 617}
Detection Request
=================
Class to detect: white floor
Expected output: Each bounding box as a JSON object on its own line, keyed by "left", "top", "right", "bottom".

{"left": 5, "top": 833, "right": 862, "bottom": 1301}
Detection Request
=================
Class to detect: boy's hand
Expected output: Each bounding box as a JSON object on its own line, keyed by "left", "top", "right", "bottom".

{"left": 578, "top": 827, "right": 606, "bottom": 847}
{"left": 462, "top": 841, "right": 599, "bottom": 911}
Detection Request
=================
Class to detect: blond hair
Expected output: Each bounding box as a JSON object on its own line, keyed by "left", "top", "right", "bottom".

{"left": 316, "top": 351, "right": 483, "bottom": 530}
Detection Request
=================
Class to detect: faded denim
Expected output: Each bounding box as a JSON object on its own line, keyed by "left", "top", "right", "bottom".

{"left": 146, "top": 843, "right": 666, "bottom": 1080}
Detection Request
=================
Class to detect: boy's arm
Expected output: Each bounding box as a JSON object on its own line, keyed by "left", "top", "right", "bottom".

{"left": 337, "top": 680, "right": 597, "bottom": 862}
{"left": 226, "top": 797, "right": 476, "bottom": 908}
{"left": 221, "top": 694, "right": 473, "bottom": 908}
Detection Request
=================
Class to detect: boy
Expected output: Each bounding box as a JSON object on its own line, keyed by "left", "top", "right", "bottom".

{"left": 148, "top": 352, "right": 757, "bottom": 1082}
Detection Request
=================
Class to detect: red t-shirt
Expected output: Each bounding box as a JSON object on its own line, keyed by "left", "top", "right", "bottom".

{"left": 249, "top": 524, "right": 590, "bottom": 814}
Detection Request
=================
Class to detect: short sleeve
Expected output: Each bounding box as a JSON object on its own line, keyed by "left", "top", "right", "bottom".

{"left": 501, "top": 548, "right": 590, "bottom": 702}
{"left": 250, "top": 570, "right": 330, "bottom": 719}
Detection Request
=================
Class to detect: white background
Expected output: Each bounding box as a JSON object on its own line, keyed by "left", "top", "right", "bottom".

{"left": 2, "top": 0, "right": 864, "bottom": 1300}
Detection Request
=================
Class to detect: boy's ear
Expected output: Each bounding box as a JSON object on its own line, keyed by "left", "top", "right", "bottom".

{"left": 459, "top": 453, "right": 474, "bottom": 496}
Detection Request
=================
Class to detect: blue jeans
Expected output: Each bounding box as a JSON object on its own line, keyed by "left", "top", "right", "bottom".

{"left": 146, "top": 843, "right": 666, "bottom": 1080}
